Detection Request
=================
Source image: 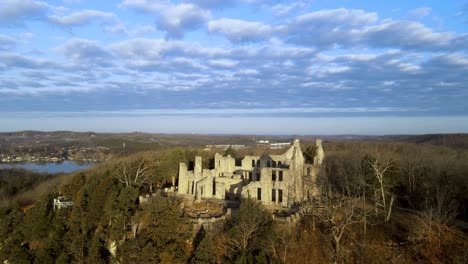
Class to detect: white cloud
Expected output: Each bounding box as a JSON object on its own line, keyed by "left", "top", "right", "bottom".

{"left": 188, "top": 0, "right": 265, "bottom": 8}
{"left": 0, "top": 52, "right": 56, "bottom": 69}
{"left": 294, "top": 8, "right": 378, "bottom": 27}
{"left": 0, "top": 35, "right": 16, "bottom": 50}
{"left": 284, "top": 8, "right": 467, "bottom": 51}
{"left": 407, "top": 7, "right": 431, "bottom": 19}
{"left": 188, "top": 0, "right": 238, "bottom": 8}
{"left": 104, "top": 23, "right": 157, "bottom": 36}
{"left": 426, "top": 53, "right": 468, "bottom": 68}
{"left": 48, "top": 10, "right": 116, "bottom": 27}
{"left": 202, "top": 8, "right": 467, "bottom": 53}
{"left": 0, "top": 85, "right": 99, "bottom": 95}
{"left": 269, "top": 1, "right": 308, "bottom": 16}
{"left": 130, "top": 25, "right": 157, "bottom": 35}
{"left": 109, "top": 38, "right": 228, "bottom": 60}
{"left": 208, "top": 18, "right": 275, "bottom": 42}
{"left": 0, "top": 0, "right": 49, "bottom": 26}
{"left": 237, "top": 68, "right": 259, "bottom": 75}
{"left": 57, "top": 38, "right": 113, "bottom": 66}
{"left": 156, "top": 3, "right": 210, "bottom": 38}
{"left": 363, "top": 21, "right": 455, "bottom": 51}
{"left": 208, "top": 59, "right": 238, "bottom": 68}
{"left": 122, "top": 0, "right": 211, "bottom": 38}
{"left": 287, "top": 8, "right": 378, "bottom": 47}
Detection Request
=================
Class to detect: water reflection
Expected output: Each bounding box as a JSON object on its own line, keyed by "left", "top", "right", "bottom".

{"left": 0, "top": 160, "right": 95, "bottom": 174}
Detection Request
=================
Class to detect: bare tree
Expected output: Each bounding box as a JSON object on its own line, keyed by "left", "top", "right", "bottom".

{"left": 408, "top": 208, "right": 457, "bottom": 262}
{"left": 316, "top": 167, "right": 358, "bottom": 258}
{"left": 318, "top": 187, "right": 362, "bottom": 263}
{"left": 117, "top": 158, "right": 155, "bottom": 189}
{"left": 401, "top": 158, "right": 420, "bottom": 196}
{"left": 368, "top": 158, "right": 394, "bottom": 222}
{"left": 217, "top": 198, "right": 272, "bottom": 259}
{"left": 423, "top": 172, "right": 459, "bottom": 225}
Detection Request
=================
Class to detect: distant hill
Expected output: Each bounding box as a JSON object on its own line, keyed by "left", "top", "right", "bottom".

{"left": 377, "top": 134, "right": 468, "bottom": 148}
{"left": 1, "top": 131, "right": 467, "bottom": 151}
{"left": 299, "top": 134, "right": 468, "bottom": 149}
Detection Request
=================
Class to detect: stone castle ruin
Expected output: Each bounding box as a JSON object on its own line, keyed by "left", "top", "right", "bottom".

{"left": 177, "top": 139, "right": 324, "bottom": 208}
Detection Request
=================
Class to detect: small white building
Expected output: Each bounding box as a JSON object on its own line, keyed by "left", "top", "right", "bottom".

{"left": 53, "top": 196, "right": 73, "bottom": 210}
{"left": 270, "top": 142, "right": 292, "bottom": 149}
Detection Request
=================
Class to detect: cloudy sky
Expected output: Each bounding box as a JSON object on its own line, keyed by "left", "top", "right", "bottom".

{"left": 1, "top": 0, "right": 467, "bottom": 134}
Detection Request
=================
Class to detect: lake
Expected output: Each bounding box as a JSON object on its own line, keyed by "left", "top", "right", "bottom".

{"left": 0, "top": 160, "right": 95, "bottom": 174}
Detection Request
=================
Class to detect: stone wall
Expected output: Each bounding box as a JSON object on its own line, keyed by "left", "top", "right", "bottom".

{"left": 176, "top": 138, "right": 324, "bottom": 208}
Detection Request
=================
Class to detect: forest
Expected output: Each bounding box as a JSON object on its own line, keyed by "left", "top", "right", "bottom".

{"left": 0, "top": 139, "right": 467, "bottom": 263}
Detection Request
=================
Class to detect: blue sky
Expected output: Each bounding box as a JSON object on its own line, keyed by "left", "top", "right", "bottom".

{"left": 0, "top": 0, "right": 467, "bottom": 134}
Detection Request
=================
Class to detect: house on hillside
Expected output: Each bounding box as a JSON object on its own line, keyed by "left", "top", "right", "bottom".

{"left": 53, "top": 196, "right": 73, "bottom": 211}
{"left": 177, "top": 139, "right": 325, "bottom": 208}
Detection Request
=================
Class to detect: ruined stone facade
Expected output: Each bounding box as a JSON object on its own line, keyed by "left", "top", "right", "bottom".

{"left": 177, "top": 139, "right": 324, "bottom": 208}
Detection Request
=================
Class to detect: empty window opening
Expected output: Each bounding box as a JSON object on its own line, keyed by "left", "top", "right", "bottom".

{"left": 267, "top": 160, "right": 271, "bottom": 167}
{"left": 208, "top": 158, "right": 215, "bottom": 169}
{"left": 272, "top": 170, "right": 276, "bottom": 181}
{"left": 257, "top": 188, "right": 262, "bottom": 201}
{"left": 188, "top": 161, "right": 195, "bottom": 170}
{"left": 252, "top": 160, "right": 255, "bottom": 167}
{"left": 248, "top": 172, "right": 252, "bottom": 181}
{"left": 278, "top": 161, "right": 282, "bottom": 167}
{"left": 212, "top": 179, "right": 216, "bottom": 195}
{"left": 279, "top": 171, "right": 283, "bottom": 181}
{"left": 272, "top": 160, "right": 276, "bottom": 167}
{"left": 272, "top": 189, "right": 276, "bottom": 202}
{"left": 278, "top": 189, "right": 283, "bottom": 203}
{"left": 257, "top": 172, "right": 261, "bottom": 181}
{"left": 191, "top": 181, "right": 194, "bottom": 194}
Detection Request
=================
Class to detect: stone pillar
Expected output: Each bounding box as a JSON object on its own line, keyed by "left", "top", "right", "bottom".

{"left": 195, "top": 156, "right": 202, "bottom": 174}
{"left": 291, "top": 139, "right": 305, "bottom": 203}
{"left": 194, "top": 156, "right": 203, "bottom": 189}
{"left": 314, "top": 139, "right": 325, "bottom": 166}
{"left": 178, "top": 163, "right": 188, "bottom": 194}
{"left": 206, "top": 176, "right": 214, "bottom": 198}
{"left": 196, "top": 184, "right": 202, "bottom": 202}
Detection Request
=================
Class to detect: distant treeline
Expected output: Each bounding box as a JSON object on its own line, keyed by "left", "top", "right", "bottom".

{"left": 324, "top": 140, "right": 468, "bottom": 221}
{"left": 377, "top": 133, "right": 468, "bottom": 149}
{"left": 0, "top": 169, "right": 60, "bottom": 206}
